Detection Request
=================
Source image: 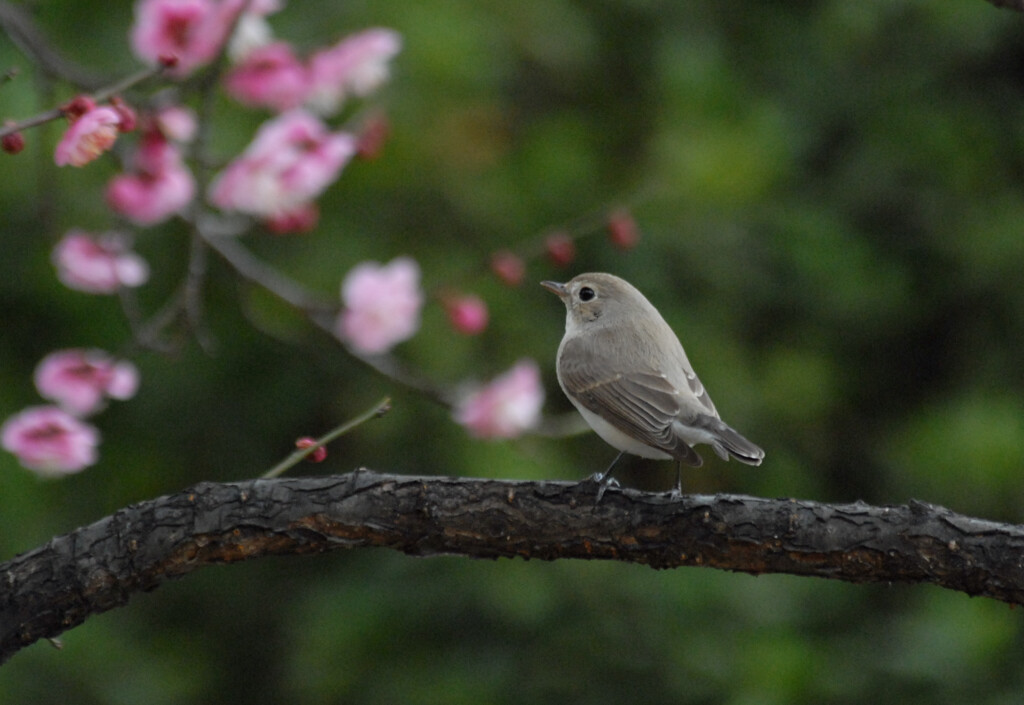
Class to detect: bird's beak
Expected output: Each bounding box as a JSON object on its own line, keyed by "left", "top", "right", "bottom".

{"left": 540, "top": 280, "right": 567, "bottom": 297}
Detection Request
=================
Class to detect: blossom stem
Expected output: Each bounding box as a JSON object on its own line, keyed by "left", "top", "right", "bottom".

{"left": 261, "top": 396, "right": 392, "bottom": 479}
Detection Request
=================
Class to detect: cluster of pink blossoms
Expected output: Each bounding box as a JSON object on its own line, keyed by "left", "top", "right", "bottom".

{"left": 224, "top": 28, "right": 401, "bottom": 114}
{"left": 208, "top": 110, "right": 356, "bottom": 224}
{"left": 2, "top": 350, "right": 139, "bottom": 476}
{"left": 3, "top": 0, "right": 548, "bottom": 476}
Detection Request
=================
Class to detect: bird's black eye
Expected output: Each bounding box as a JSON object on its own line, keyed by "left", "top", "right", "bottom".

{"left": 578, "top": 286, "right": 596, "bottom": 302}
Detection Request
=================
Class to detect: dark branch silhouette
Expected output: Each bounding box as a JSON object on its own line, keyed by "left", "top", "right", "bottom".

{"left": 3, "top": 470, "right": 1024, "bottom": 664}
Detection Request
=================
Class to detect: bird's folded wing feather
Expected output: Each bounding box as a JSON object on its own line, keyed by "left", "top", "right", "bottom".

{"left": 559, "top": 335, "right": 702, "bottom": 463}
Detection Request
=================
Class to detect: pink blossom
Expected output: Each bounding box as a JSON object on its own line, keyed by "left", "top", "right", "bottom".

{"left": 453, "top": 360, "right": 545, "bottom": 439}
{"left": 444, "top": 294, "right": 489, "bottom": 335}
{"left": 54, "top": 105, "right": 121, "bottom": 167}
{"left": 337, "top": 257, "right": 423, "bottom": 354}
{"left": 107, "top": 133, "right": 195, "bottom": 225}
{"left": 208, "top": 110, "right": 355, "bottom": 217}
{"left": 154, "top": 105, "right": 198, "bottom": 142}
{"left": 224, "top": 42, "right": 310, "bottom": 111}
{"left": 1, "top": 406, "right": 100, "bottom": 476}
{"left": 34, "top": 349, "right": 140, "bottom": 417}
{"left": 306, "top": 28, "right": 402, "bottom": 115}
{"left": 130, "top": 0, "right": 239, "bottom": 76}
{"left": 52, "top": 230, "right": 149, "bottom": 294}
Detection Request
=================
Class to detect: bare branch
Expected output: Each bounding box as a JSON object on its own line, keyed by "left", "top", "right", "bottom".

{"left": 3, "top": 470, "right": 1022, "bottom": 664}
{"left": 0, "top": 1, "right": 105, "bottom": 90}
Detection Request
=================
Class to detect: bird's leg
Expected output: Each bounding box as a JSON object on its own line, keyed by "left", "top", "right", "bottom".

{"left": 596, "top": 450, "right": 626, "bottom": 484}
{"left": 588, "top": 450, "right": 626, "bottom": 502}
{"left": 671, "top": 460, "right": 684, "bottom": 499}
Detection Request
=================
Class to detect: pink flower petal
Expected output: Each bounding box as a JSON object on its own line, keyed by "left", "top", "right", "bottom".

{"left": 1, "top": 406, "right": 100, "bottom": 476}
{"left": 453, "top": 360, "right": 545, "bottom": 439}
{"left": 337, "top": 257, "right": 423, "bottom": 354}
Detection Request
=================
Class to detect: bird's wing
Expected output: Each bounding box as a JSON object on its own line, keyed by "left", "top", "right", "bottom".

{"left": 559, "top": 335, "right": 703, "bottom": 466}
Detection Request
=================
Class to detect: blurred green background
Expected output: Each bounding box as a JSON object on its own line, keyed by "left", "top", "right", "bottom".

{"left": 3, "top": 0, "right": 1024, "bottom": 702}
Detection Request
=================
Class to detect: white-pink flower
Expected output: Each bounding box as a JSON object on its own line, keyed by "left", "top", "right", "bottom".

{"left": 130, "top": 0, "right": 224, "bottom": 76}
{"left": 34, "top": 349, "right": 140, "bottom": 417}
{"left": 54, "top": 105, "right": 122, "bottom": 167}
{"left": 306, "top": 28, "right": 402, "bottom": 115}
{"left": 1, "top": 406, "right": 100, "bottom": 476}
{"left": 53, "top": 230, "right": 149, "bottom": 294}
{"left": 208, "top": 110, "right": 355, "bottom": 217}
{"left": 154, "top": 105, "right": 198, "bottom": 142}
{"left": 224, "top": 42, "right": 310, "bottom": 112}
{"left": 453, "top": 360, "right": 545, "bottom": 439}
{"left": 337, "top": 257, "right": 422, "bottom": 355}
{"left": 107, "top": 133, "right": 195, "bottom": 225}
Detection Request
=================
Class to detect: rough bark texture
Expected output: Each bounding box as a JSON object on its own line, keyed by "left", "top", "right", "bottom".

{"left": 3, "top": 470, "right": 1024, "bottom": 664}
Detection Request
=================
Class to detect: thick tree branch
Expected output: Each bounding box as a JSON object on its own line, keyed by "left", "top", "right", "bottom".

{"left": 3, "top": 470, "right": 1024, "bottom": 664}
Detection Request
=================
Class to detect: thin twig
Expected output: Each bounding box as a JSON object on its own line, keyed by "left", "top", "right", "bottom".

{"left": 261, "top": 397, "right": 392, "bottom": 478}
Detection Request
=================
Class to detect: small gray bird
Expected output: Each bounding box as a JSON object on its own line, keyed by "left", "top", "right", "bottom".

{"left": 542, "top": 273, "right": 763, "bottom": 496}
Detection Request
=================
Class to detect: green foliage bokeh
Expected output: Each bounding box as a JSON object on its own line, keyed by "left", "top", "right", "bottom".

{"left": 2, "top": 1, "right": 1024, "bottom": 702}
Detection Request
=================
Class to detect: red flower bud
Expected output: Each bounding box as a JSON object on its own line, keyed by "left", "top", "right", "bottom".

{"left": 443, "top": 293, "right": 489, "bottom": 335}
{"left": 544, "top": 231, "right": 576, "bottom": 268}
{"left": 2, "top": 131, "right": 25, "bottom": 155}
{"left": 490, "top": 250, "right": 525, "bottom": 287}
{"left": 295, "top": 437, "right": 327, "bottom": 463}
{"left": 61, "top": 96, "right": 96, "bottom": 122}
{"left": 110, "top": 96, "right": 137, "bottom": 133}
{"left": 356, "top": 112, "right": 390, "bottom": 161}
{"left": 607, "top": 208, "right": 640, "bottom": 250}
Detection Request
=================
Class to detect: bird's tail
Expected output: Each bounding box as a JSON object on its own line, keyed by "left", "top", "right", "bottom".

{"left": 697, "top": 416, "right": 765, "bottom": 466}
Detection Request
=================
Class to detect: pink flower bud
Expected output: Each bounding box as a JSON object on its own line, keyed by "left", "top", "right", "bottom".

{"left": 2, "top": 131, "right": 25, "bottom": 155}
{"left": 295, "top": 437, "right": 327, "bottom": 463}
{"left": 111, "top": 96, "right": 138, "bottom": 133}
{"left": 607, "top": 208, "right": 640, "bottom": 250}
{"left": 444, "top": 294, "right": 489, "bottom": 335}
{"left": 490, "top": 250, "right": 525, "bottom": 287}
{"left": 61, "top": 96, "right": 96, "bottom": 120}
{"left": 355, "top": 112, "right": 390, "bottom": 161}
{"left": 544, "top": 231, "right": 576, "bottom": 268}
